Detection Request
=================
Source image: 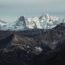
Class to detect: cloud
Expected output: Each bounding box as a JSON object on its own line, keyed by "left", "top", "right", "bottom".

{"left": 0, "top": 0, "right": 65, "bottom": 9}
{"left": 0, "top": 0, "right": 65, "bottom": 22}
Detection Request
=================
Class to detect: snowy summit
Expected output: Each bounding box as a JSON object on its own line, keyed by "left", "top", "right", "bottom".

{"left": 0, "top": 14, "right": 64, "bottom": 30}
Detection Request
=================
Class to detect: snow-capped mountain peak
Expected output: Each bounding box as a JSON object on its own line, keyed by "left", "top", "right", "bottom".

{"left": 0, "top": 14, "right": 64, "bottom": 30}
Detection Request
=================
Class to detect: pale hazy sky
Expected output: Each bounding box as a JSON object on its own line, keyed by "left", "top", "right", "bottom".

{"left": 0, "top": 0, "right": 65, "bottom": 22}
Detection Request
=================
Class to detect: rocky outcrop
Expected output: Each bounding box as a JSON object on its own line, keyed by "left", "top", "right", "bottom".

{"left": 14, "top": 16, "right": 27, "bottom": 30}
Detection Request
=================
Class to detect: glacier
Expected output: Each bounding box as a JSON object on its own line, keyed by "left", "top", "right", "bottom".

{"left": 0, "top": 14, "right": 64, "bottom": 31}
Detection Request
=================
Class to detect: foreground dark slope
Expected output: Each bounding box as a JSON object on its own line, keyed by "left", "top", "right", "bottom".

{"left": 0, "top": 23, "right": 65, "bottom": 65}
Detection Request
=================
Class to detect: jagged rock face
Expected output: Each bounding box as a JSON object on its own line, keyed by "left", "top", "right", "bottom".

{"left": 18, "top": 16, "right": 25, "bottom": 21}
{"left": 15, "top": 16, "right": 27, "bottom": 30}
{"left": 53, "top": 23, "right": 65, "bottom": 31}
{"left": 16, "top": 16, "right": 26, "bottom": 26}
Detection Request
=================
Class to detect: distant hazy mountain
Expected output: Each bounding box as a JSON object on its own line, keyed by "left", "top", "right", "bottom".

{"left": 0, "top": 14, "right": 64, "bottom": 30}
{"left": 4, "top": 16, "right": 27, "bottom": 31}
{"left": 26, "top": 14, "right": 61, "bottom": 29}
{"left": 15, "top": 16, "right": 27, "bottom": 30}
{"left": 0, "top": 20, "right": 7, "bottom": 30}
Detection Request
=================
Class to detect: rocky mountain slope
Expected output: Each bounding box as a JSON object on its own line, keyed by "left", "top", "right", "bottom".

{"left": 0, "top": 23, "right": 65, "bottom": 65}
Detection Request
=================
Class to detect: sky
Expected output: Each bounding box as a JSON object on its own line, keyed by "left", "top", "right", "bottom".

{"left": 0, "top": 0, "right": 65, "bottom": 22}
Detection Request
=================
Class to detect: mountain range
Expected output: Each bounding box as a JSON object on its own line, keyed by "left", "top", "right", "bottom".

{"left": 0, "top": 22, "right": 65, "bottom": 65}
{"left": 0, "top": 14, "right": 64, "bottom": 30}
{"left": 0, "top": 15, "right": 65, "bottom": 65}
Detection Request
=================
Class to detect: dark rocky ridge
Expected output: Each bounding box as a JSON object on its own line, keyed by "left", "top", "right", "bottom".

{"left": 0, "top": 23, "right": 65, "bottom": 65}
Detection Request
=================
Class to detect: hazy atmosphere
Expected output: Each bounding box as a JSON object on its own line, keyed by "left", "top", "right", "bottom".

{"left": 0, "top": 0, "right": 65, "bottom": 22}
{"left": 0, "top": 0, "right": 65, "bottom": 65}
